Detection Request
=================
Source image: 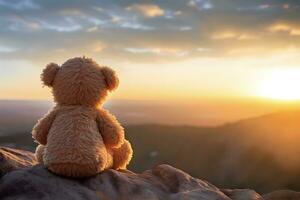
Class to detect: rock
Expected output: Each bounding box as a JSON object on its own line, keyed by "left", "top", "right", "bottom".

{"left": 222, "top": 189, "right": 263, "bottom": 200}
{"left": 0, "top": 147, "right": 37, "bottom": 176}
{"left": 263, "top": 190, "right": 300, "bottom": 200}
{"left": 0, "top": 146, "right": 264, "bottom": 200}
{"left": 0, "top": 164, "right": 233, "bottom": 200}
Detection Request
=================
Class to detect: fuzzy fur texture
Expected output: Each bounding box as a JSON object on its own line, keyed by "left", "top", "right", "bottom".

{"left": 41, "top": 63, "right": 60, "bottom": 87}
{"left": 101, "top": 66, "right": 119, "bottom": 91}
{"left": 32, "top": 57, "right": 133, "bottom": 177}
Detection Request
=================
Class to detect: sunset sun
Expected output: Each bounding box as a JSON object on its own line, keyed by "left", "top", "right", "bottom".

{"left": 259, "top": 69, "right": 300, "bottom": 100}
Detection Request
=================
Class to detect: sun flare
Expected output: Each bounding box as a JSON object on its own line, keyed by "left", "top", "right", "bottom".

{"left": 259, "top": 69, "right": 300, "bottom": 100}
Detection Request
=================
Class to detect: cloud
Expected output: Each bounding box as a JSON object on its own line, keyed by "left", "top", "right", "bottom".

{"left": 0, "top": 45, "right": 18, "bottom": 53}
{"left": 6, "top": 16, "right": 41, "bottom": 31}
{"left": 197, "top": 47, "right": 212, "bottom": 52}
{"left": 92, "top": 6, "right": 104, "bottom": 12}
{"left": 37, "top": 18, "right": 82, "bottom": 32}
{"left": 5, "top": 15, "right": 82, "bottom": 32}
{"left": 60, "top": 8, "right": 84, "bottom": 16}
{"left": 119, "top": 21, "right": 154, "bottom": 30}
{"left": 83, "top": 9, "right": 153, "bottom": 31}
{"left": 126, "top": 4, "right": 165, "bottom": 18}
{"left": 179, "top": 26, "right": 192, "bottom": 31}
{"left": 227, "top": 46, "right": 266, "bottom": 55}
{"left": 125, "top": 48, "right": 160, "bottom": 54}
{"left": 124, "top": 47, "right": 189, "bottom": 57}
{"left": 283, "top": 4, "right": 290, "bottom": 9}
{"left": 111, "top": 16, "right": 122, "bottom": 23}
{"left": 164, "top": 10, "right": 182, "bottom": 19}
{"left": 90, "top": 41, "right": 106, "bottom": 52}
{"left": 188, "top": 0, "right": 213, "bottom": 10}
{"left": 259, "top": 3, "right": 292, "bottom": 10}
{"left": 174, "top": 10, "right": 182, "bottom": 15}
{"left": 85, "top": 16, "right": 107, "bottom": 26}
{"left": 87, "top": 26, "right": 98, "bottom": 32}
{"left": 258, "top": 4, "right": 271, "bottom": 10}
{"left": 211, "top": 31, "right": 258, "bottom": 40}
{"left": 211, "top": 31, "right": 238, "bottom": 40}
{"left": 0, "top": 0, "right": 300, "bottom": 64}
{"left": 268, "top": 23, "right": 300, "bottom": 36}
{"left": 0, "top": 0, "right": 40, "bottom": 10}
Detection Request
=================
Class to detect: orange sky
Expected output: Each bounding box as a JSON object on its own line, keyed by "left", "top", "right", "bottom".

{"left": 1, "top": 52, "right": 300, "bottom": 103}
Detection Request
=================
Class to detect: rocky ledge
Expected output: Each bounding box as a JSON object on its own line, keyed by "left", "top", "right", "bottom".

{"left": 0, "top": 147, "right": 298, "bottom": 200}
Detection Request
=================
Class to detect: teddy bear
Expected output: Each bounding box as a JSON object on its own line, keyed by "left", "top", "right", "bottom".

{"left": 32, "top": 57, "right": 133, "bottom": 177}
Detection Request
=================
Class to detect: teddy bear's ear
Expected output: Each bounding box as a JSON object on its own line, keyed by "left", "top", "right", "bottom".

{"left": 41, "top": 63, "right": 60, "bottom": 87}
{"left": 101, "top": 66, "right": 119, "bottom": 91}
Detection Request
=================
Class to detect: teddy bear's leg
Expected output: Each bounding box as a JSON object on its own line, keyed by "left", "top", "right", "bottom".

{"left": 112, "top": 140, "right": 133, "bottom": 170}
{"left": 35, "top": 144, "right": 45, "bottom": 164}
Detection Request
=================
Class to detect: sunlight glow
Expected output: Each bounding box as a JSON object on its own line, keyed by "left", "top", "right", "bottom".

{"left": 259, "top": 69, "right": 300, "bottom": 100}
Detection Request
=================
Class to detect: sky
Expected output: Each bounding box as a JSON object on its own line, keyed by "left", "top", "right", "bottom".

{"left": 0, "top": 0, "right": 300, "bottom": 104}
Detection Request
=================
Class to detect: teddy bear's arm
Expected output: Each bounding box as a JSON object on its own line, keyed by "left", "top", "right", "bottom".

{"left": 32, "top": 108, "right": 58, "bottom": 145}
{"left": 96, "top": 109, "right": 125, "bottom": 149}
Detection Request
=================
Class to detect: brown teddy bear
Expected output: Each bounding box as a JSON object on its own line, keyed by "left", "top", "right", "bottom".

{"left": 32, "top": 57, "right": 133, "bottom": 177}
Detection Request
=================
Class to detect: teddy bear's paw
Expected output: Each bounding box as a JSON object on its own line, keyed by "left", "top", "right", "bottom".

{"left": 35, "top": 145, "right": 45, "bottom": 164}
{"left": 105, "top": 133, "right": 124, "bottom": 149}
{"left": 112, "top": 140, "right": 133, "bottom": 170}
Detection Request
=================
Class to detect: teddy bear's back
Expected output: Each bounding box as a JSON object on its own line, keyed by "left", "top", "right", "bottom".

{"left": 44, "top": 106, "right": 108, "bottom": 166}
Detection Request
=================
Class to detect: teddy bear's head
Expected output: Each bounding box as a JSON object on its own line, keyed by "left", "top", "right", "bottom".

{"left": 41, "top": 57, "right": 119, "bottom": 107}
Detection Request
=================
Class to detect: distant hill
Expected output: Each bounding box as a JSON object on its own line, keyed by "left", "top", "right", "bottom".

{"left": 128, "top": 111, "right": 300, "bottom": 192}
{"left": 0, "top": 100, "right": 52, "bottom": 135}
{"left": 1, "top": 105, "right": 300, "bottom": 193}
{"left": 1, "top": 99, "right": 300, "bottom": 128}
